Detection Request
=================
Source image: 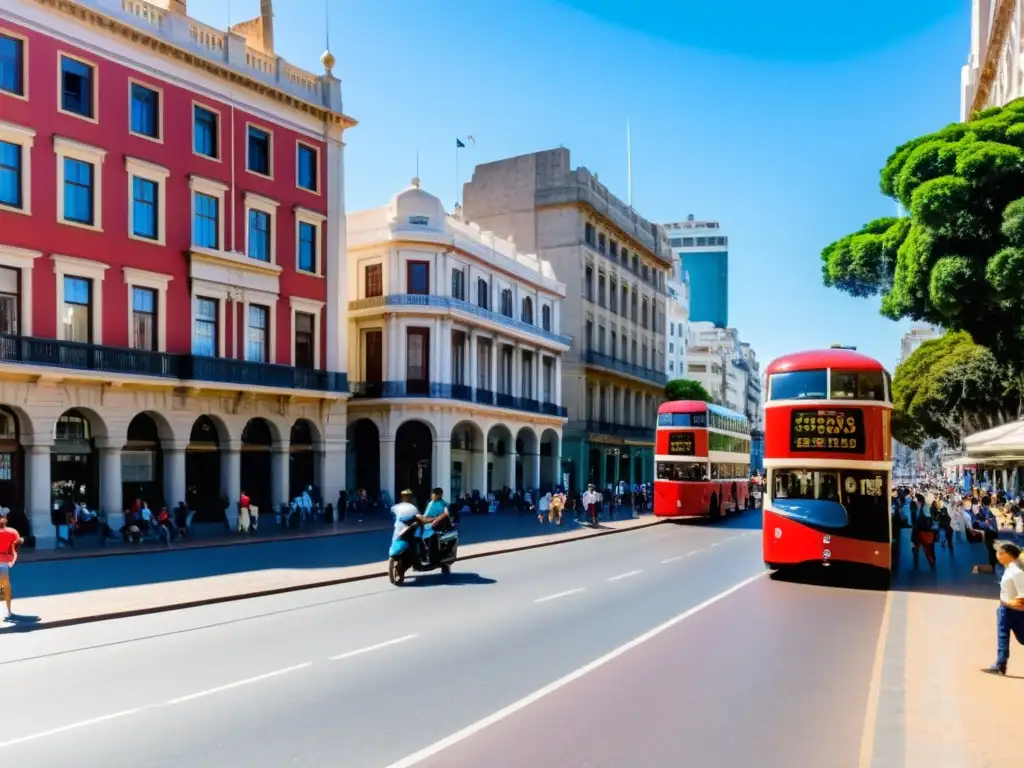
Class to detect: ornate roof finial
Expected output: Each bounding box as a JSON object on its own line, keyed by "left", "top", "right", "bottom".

{"left": 411, "top": 177, "right": 421, "bottom": 189}
{"left": 320, "top": 50, "right": 335, "bottom": 74}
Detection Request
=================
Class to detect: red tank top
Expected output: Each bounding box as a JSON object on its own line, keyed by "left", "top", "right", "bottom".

{"left": 0, "top": 528, "right": 20, "bottom": 564}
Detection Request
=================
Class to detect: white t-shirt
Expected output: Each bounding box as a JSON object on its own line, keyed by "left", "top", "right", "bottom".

{"left": 999, "top": 560, "right": 1024, "bottom": 604}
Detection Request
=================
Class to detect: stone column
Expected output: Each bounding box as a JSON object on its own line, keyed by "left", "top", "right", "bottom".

{"left": 512, "top": 342, "right": 522, "bottom": 398}
{"left": 271, "top": 441, "right": 290, "bottom": 508}
{"left": 506, "top": 444, "right": 517, "bottom": 491}
{"left": 554, "top": 356, "right": 563, "bottom": 406}
{"left": 380, "top": 439, "right": 396, "bottom": 501}
{"left": 434, "top": 438, "right": 452, "bottom": 496}
{"left": 162, "top": 441, "right": 188, "bottom": 511}
{"left": 97, "top": 443, "right": 124, "bottom": 530}
{"left": 221, "top": 440, "right": 242, "bottom": 529}
{"left": 472, "top": 443, "right": 487, "bottom": 496}
{"left": 318, "top": 437, "right": 346, "bottom": 510}
{"left": 441, "top": 320, "right": 453, "bottom": 386}
{"left": 529, "top": 450, "right": 541, "bottom": 493}
{"left": 325, "top": 130, "right": 349, "bottom": 373}
{"left": 469, "top": 330, "right": 479, "bottom": 396}
{"left": 490, "top": 338, "right": 499, "bottom": 395}
{"left": 24, "top": 444, "right": 53, "bottom": 546}
{"left": 535, "top": 349, "right": 544, "bottom": 403}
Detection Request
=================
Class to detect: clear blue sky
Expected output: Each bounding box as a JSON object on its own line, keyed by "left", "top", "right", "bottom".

{"left": 192, "top": 0, "right": 968, "bottom": 371}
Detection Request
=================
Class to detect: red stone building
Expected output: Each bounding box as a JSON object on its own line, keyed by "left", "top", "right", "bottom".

{"left": 0, "top": 0, "right": 353, "bottom": 541}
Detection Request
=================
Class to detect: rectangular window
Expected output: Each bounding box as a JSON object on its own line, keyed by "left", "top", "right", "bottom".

{"left": 297, "top": 144, "right": 318, "bottom": 191}
{"left": 63, "top": 158, "right": 94, "bottom": 225}
{"left": 247, "top": 208, "right": 271, "bottom": 262}
{"left": 62, "top": 276, "right": 91, "bottom": 343}
{"left": 194, "top": 106, "right": 219, "bottom": 158}
{"left": 60, "top": 55, "right": 94, "bottom": 118}
{"left": 247, "top": 126, "right": 271, "bottom": 176}
{"left": 477, "top": 278, "right": 489, "bottom": 309}
{"left": 131, "top": 177, "right": 158, "bottom": 240}
{"left": 193, "top": 297, "right": 217, "bottom": 357}
{"left": 130, "top": 83, "right": 160, "bottom": 139}
{"left": 0, "top": 141, "right": 21, "bottom": 209}
{"left": 193, "top": 192, "right": 218, "bottom": 249}
{"left": 0, "top": 34, "right": 24, "bottom": 97}
{"left": 365, "top": 264, "right": 383, "bottom": 298}
{"left": 407, "top": 261, "right": 429, "bottom": 295}
{"left": 364, "top": 329, "right": 383, "bottom": 382}
{"left": 452, "top": 269, "right": 465, "bottom": 301}
{"left": 0, "top": 267, "right": 19, "bottom": 335}
{"left": 406, "top": 328, "right": 429, "bottom": 393}
{"left": 131, "top": 286, "right": 156, "bottom": 351}
{"left": 294, "top": 311, "right": 314, "bottom": 369}
{"left": 298, "top": 221, "right": 317, "bottom": 273}
{"left": 246, "top": 304, "right": 268, "bottom": 363}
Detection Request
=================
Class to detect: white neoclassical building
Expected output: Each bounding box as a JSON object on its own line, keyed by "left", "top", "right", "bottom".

{"left": 345, "top": 182, "right": 570, "bottom": 506}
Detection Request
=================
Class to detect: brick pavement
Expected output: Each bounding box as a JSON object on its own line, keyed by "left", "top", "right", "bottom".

{"left": 0, "top": 515, "right": 664, "bottom": 630}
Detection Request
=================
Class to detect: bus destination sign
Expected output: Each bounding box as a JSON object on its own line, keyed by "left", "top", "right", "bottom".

{"left": 667, "top": 432, "right": 695, "bottom": 456}
{"left": 790, "top": 409, "right": 865, "bottom": 453}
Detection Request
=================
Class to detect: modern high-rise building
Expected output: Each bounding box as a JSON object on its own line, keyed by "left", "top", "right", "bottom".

{"left": 900, "top": 325, "right": 942, "bottom": 364}
{"left": 666, "top": 263, "right": 690, "bottom": 381}
{"left": 463, "top": 148, "right": 672, "bottom": 492}
{"left": 665, "top": 216, "right": 728, "bottom": 328}
{"left": 960, "top": 0, "right": 1022, "bottom": 120}
{"left": 0, "top": 0, "right": 353, "bottom": 540}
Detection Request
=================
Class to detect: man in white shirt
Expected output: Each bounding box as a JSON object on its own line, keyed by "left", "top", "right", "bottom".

{"left": 987, "top": 541, "right": 1024, "bottom": 675}
{"left": 581, "top": 485, "right": 601, "bottom": 525}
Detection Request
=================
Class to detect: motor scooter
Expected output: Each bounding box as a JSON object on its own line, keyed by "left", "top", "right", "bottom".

{"left": 388, "top": 510, "right": 459, "bottom": 585}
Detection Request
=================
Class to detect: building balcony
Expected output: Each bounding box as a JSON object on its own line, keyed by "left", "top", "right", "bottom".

{"left": 0, "top": 334, "right": 349, "bottom": 394}
{"left": 575, "top": 420, "right": 655, "bottom": 441}
{"left": 348, "top": 380, "right": 567, "bottom": 418}
{"left": 348, "top": 294, "right": 572, "bottom": 348}
{"left": 584, "top": 351, "right": 668, "bottom": 387}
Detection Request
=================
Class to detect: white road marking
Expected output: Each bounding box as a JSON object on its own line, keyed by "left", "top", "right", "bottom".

{"left": 661, "top": 556, "right": 683, "bottom": 564}
{"left": 686, "top": 550, "right": 700, "bottom": 556}
{"left": 167, "top": 662, "right": 312, "bottom": 704}
{"left": 710, "top": 542, "right": 722, "bottom": 547}
{"left": 330, "top": 634, "right": 419, "bottom": 661}
{"left": 381, "top": 572, "right": 766, "bottom": 768}
{"left": 607, "top": 570, "right": 641, "bottom": 582}
{"left": 0, "top": 709, "right": 141, "bottom": 749}
{"left": 534, "top": 588, "right": 584, "bottom": 604}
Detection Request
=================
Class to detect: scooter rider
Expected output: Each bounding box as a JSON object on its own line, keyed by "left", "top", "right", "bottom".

{"left": 421, "top": 487, "right": 450, "bottom": 566}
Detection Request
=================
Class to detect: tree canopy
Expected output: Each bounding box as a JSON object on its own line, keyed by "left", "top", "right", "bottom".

{"left": 665, "top": 378, "right": 713, "bottom": 403}
{"left": 821, "top": 99, "right": 1024, "bottom": 366}
{"left": 890, "top": 331, "right": 1023, "bottom": 448}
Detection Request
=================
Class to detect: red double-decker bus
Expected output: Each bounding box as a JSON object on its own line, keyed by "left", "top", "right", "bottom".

{"left": 762, "top": 347, "right": 893, "bottom": 578}
{"left": 654, "top": 401, "right": 751, "bottom": 518}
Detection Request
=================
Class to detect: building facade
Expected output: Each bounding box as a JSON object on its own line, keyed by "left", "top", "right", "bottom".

{"left": 899, "top": 325, "right": 942, "bottom": 364}
{"left": 685, "top": 322, "right": 751, "bottom": 416}
{"left": 345, "top": 182, "right": 569, "bottom": 506}
{"left": 960, "top": 0, "right": 1021, "bottom": 120}
{"left": 666, "top": 215, "right": 728, "bottom": 328}
{"left": 0, "top": 0, "right": 353, "bottom": 539}
{"left": 666, "top": 263, "right": 690, "bottom": 381}
{"left": 462, "top": 148, "right": 671, "bottom": 492}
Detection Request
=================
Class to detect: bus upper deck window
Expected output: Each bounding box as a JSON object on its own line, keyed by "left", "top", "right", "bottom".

{"left": 831, "top": 370, "right": 884, "bottom": 401}
{"left": 769, "top": 370, "right": 827, "bottom": 401}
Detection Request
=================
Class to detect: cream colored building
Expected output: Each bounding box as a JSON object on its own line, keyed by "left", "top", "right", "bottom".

{"left": 345, "top": 182, "right": 569, "bottom": 505}
{"left": 961, "top": 0, "right": 1024, "bottom": 119}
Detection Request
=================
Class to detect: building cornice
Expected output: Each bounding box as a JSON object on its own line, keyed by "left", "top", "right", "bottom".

{"left": 28, "top": 0, "right": 357, "bottom": 129}
{"left": 537, "top": 199, "right": 673, "bottom": 269}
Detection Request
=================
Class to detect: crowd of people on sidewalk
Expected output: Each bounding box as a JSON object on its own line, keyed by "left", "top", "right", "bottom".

{"left": 893, "top": 483, "right": 1024, "bottom": 675}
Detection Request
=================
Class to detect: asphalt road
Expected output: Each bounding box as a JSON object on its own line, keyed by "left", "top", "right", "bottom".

{"left": 0, "top": 511, "right": 889, "bottom": 767}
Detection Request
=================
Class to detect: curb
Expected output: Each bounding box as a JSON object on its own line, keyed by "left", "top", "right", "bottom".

{"left": 1, "top": 518, "right": 668, "bottom": 633}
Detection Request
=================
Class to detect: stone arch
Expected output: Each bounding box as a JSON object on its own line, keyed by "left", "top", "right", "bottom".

{"left": 51, "top": 407, "right": 103, "bottom": 512}
{"left": 390, "top": 414, "right": 439, "bottom": 442}
{"left": 486, "top": 423, "right": 514, "bottom": 496}
{"left": 450, "top": 419, "right": 485, "bottom": 499}
{"left": 240, "top": 416, "right": 284, "bottom": 446}
{"left": 515, "top": 426, "right": 540, "bottom": 492}
{"left": 347, "top": 418, "right": 381, "bottom": 495}
{"left": 53, "top": 406, "right": 108, "bottom": 441}
{"left": 0, "top": 405, "right": 26, "bottom": 516}
{"left": 289, "top": 418, "right": 319, "bottom": 499}
{"left": 186, "top": 415, "right": 226, "bottom": 523}
{"left": 240, "top": 417, "right": 276, "bottom": 512}
{"left": 540, "top": 428, "right": 561, "bottom": 491}
{"left": 395, "top": 419, "right": 434, "bottom": 508}
{"left": 123, "top": 412, "right": 167, "bottom": 511}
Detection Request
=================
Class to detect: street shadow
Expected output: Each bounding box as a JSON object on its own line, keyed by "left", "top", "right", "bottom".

{"left": 3, "top": 613, "right": 41, "bottom": 625}
{"left": 11, "top": 511, "right": 600, "bottom": 600}
{"left": 403, "top": 572, "right": 497, "bottom": 587}
{"left": 770, "top": 563, "right": 889, "bottom": 592}
{"left": 667, "top": 508, "right": 764, "bottom": 531}
{"left": 888, "top": 529, "right": 1002, "bottom": 600}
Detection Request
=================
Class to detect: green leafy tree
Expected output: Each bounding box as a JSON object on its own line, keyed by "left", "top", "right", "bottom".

{"left": 891, "top": 331, "right": 1023, "bottom": 447}
{"left": 821, "top": 99, "right": 1024, "bottom": 365}
{"left": 665, "top": 378, "right": 713, "bottom": 403}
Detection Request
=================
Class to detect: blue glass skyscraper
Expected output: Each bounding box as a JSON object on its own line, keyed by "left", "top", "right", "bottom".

{"left": 664, "top": 216, "right": 728, "bottom": 328}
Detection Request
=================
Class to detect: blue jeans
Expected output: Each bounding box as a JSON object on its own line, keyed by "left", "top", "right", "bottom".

{"left": 996, "top": 605, "right": 1024, "bottom": 664}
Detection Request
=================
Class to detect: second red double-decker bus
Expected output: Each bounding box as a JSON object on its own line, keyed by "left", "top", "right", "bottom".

{"left": 654, "top": 400, "right": 751, "bottom": 518}
{"left": 762, "top": 347, "right": 893, "bottom": 578}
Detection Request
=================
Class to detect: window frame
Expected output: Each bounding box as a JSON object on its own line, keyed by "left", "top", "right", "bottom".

{"left": 129, "top": 285, "right": 157, "bottom": 352}
{"left": 245, "top": 303, "right": 270, "bottom": 364}
{"left": 57, "top": 51, "right": 98, "bottom": 123}
{"left": 294, "top": 206, "right": 326, "bottom": 276}
{"left": 0, "top": 120, "right": 33, "bottom": 216}
{"left": 245, "top": 122, "right": 274, "bottom": 179}
{"left": 364, "top": 263, "right": 383, "bottom": 298}
{"left": 243, "top": 191, "right": 279, "bottom": 264}
{"left": 0, "top": 29, "right": 27, "bottom": 101}
{"left": 0, "top": 245, "right": 39, "bottom": 336}
{"left": 290, "top": 296, "right": 324, "bottom": 369}
{"left": 192, "top": 101, "right": 222, "bottom": 161}
{"left": 189, "top": 175, "right": 228, "bottom": 252}
{"left": 123, "top": 267, "right": 172, "bottom": 352}
{"left": 295, "top": 141, "right": 320, "bottom": 194}
{"left": 127, "top": 78, "right": 163, "bottom": 143}
{"left": 242, "top": 294, "right": 279, "bottom": 364}
{"left": 191, "top": 288, "right": 225, "bottom": 358}
{"left": 125, "top": 156, "right": 169, "bottom": 246}
{"left": 51, "top": 254, "right": 108, "bottom": 344}
{"left": 406, "top": 260, "right": 430, "bottom": 296}
{"left": 54, "top": 136, "right": 106, "bottom": 232}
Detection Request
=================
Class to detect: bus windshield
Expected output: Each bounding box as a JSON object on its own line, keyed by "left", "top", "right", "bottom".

{"left": 772, "top": 468, "right": 889, "bottom": 541}
{"left": 769, "top": 370, "right": 827, "bottom": 401}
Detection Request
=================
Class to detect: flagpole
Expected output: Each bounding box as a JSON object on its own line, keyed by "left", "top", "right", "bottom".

{"left": 626, "top": 119, "right": 632, "bottom": 209}
{"left": 456, "top": 142, "right": 460, "bottom": 207}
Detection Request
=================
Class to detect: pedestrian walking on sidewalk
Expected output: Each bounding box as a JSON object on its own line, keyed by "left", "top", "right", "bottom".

{"left": 985, "top": 541, "right": 1024, "bottom": 675}
{"left": 0, "top": 511, "right": 23, "bottom": 620}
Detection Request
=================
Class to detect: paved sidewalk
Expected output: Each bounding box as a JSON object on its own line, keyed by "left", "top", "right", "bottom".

{"left": 0, "top": 514, "right": 663, "bottom": 631}
{"left": 871, "top": 531, "right": 1019, "bottom": 767}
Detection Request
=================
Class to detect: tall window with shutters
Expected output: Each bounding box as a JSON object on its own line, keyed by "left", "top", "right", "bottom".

{"left": 131, "top": 287, "right": 156, "bottom": 350}
{"left": 0, "top": 267, "right": 18, "bottom": 336}
{"left": 294, "top": 311, "right": 314, "bottom": 369}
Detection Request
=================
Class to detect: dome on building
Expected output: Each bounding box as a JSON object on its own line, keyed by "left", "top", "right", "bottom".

{"left": 387, "top": 180, "right": 446, "bottom": 231}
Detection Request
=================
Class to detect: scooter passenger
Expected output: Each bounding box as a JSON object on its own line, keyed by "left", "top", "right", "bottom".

{"left": 421, "top": 487, "right": 450, "bottom": 565}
